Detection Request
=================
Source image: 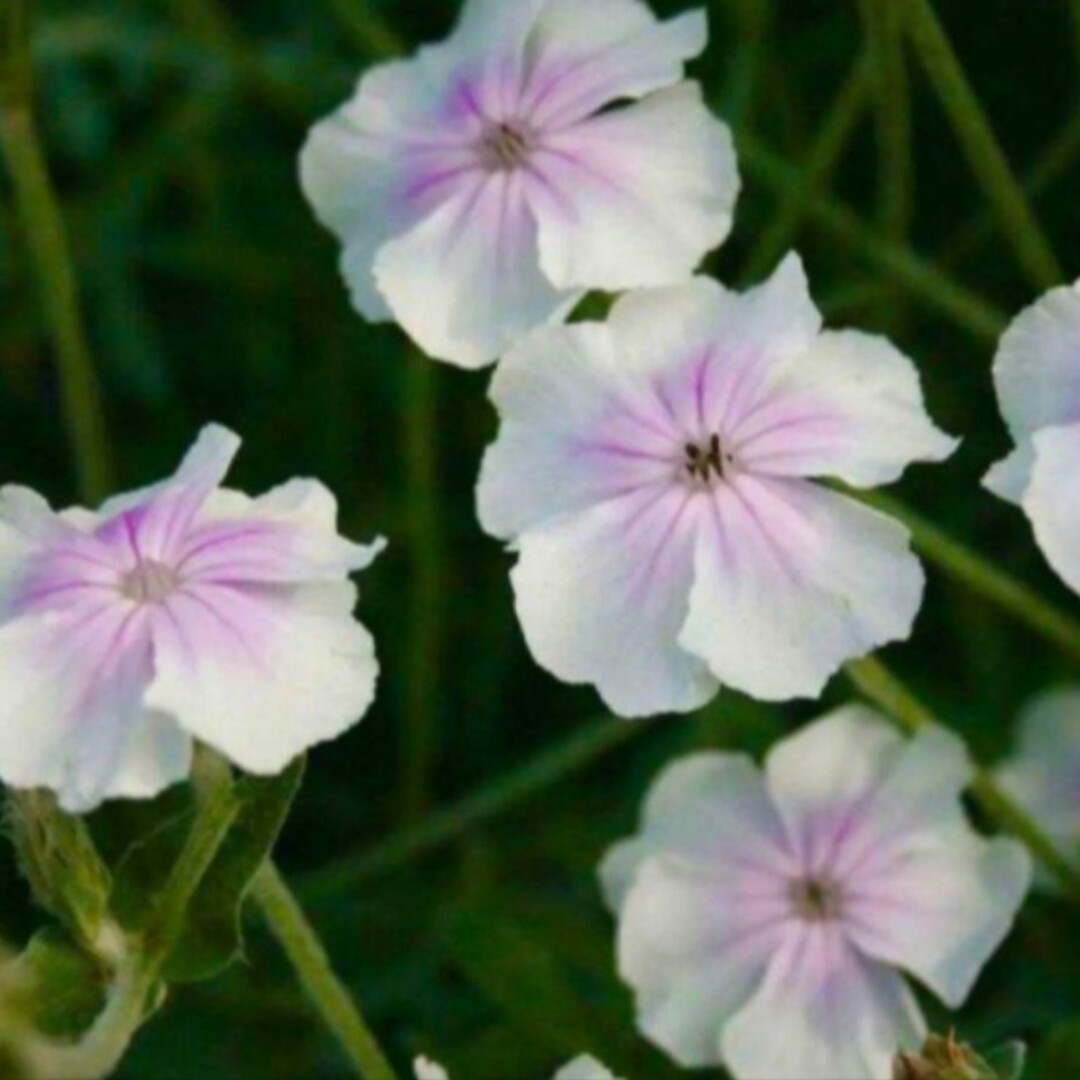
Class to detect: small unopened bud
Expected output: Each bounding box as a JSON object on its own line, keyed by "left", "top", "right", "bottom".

{"left": 893, "top": 1033, "right": 1002, "bottom": 1080}
{"left": 5, "top": 791, "right": 112, "bottom": 947}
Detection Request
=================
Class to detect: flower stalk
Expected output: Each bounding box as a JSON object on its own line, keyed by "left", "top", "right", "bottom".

{"left": 0, "top": 0, "right": 114, "bottom": 503}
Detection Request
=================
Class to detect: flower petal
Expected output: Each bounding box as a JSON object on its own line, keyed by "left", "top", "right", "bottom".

{"left": 478, "top": 322, "right": 679, "bottom": 539}
{"left": 181, "top": 480, "right": 384, "bottom": 586}
{"left": 1024, "top": 423, "right": 1080, "bottom": 593}
{"left": 617, "top": 855, "right": 788, "bottom": 1068}
{"left": 146, "top": 581, "right": 378, "bottom": 774}
{"left": 553, "top": 1056, "right": 616, "bottom": 1080}
{"left": 721, "top": 924, "right": 925, "bottom": 1080}
{"left": 530, "top": 84, "right": 738, "bottom": 291}
{"left": 510, "top": 487, "right": 715, "bottom": 718}
{"left": 997, "top": 687, "right": 1080, "bottom": 886}
{"left": 525, "top": 5, "right": 707, "bottom": 129}
{"left": 600, "top": 751, "right": 795, "bottom": 913}
{"left": 736, "top": 330, "right": 958, "bottom": 487}
{"left": 375, "top": 173, "right": 580, "bottom": 368}
{"left": 680, "top": 478, "right": 924, "bottom": 701}
{"left": 763, "top": 706, "right": 906, "bottom": 876}
{"left": 0, "top": 603, "right": 187, "bottom": 812}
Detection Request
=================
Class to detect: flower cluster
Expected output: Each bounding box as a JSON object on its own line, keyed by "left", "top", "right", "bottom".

{"left": 2, "top": 0, "right": 1072, "bottom": 1077}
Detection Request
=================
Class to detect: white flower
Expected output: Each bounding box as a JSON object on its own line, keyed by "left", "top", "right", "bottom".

{"left": 414, "top": 1054, "right": 616, "bottom": 1078}
{"left": 0, "top": 425, "right": 384, "bottom": 813}
{"left": 301, "top": 0, "right": 739, "bottom": 369}
{"left": 477, "top": 256, "right": 956, "bottom": 717}
{"left": 984, "top": 278, "right": 1080, "bottom": 593}
{"left": 601, "top": 707, "right": 1031, "bottom": 1080}
{"left": 996, "top": 687, "right": 1080, "bottom": 890}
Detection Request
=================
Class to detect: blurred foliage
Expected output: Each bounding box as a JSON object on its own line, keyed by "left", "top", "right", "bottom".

{"left": 1, "top": 0, "right": 1079, "bottom": 1077}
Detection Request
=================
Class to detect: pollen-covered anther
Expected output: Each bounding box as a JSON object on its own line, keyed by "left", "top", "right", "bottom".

{"left": 120, "top": 560, "right": 182, "bottom": 605}
{"left": 683, "top": 433, "right": 733, "bottom": 485}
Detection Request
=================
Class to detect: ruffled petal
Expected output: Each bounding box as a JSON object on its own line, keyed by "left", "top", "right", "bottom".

{"left": 680, "top": 478, "right": 924, "bottom": 701}
{"left": 735, "top": 330, "right": 957, "bottom": 487}
{"left": 529, "top": 84, "right": 738, "bottom": 291}
{"left": 0, "top": 603, "right": 186, "bottom": 812}
{"left": 146, "top": 581, "right": 378, "bottom": 775}
{"left": 510, "top": 486, "right": 715, "bottom": 718}
{"left": 722, "top": 924, "right": 925, "bottom": 1080}
{"left": 524, "top": 5, "right": 707, "bottom": 128}
{"left": 478, "top": 322, "right": 680, "bottom": 539}
{"left": 617, "top": 856, "right": 789, "bottom": 1068}
{"left": 1024, "top": 423, "right": 1080, "bottom": 594}
{"left": 375, "top": 173, "right": 580, "bottom": 367}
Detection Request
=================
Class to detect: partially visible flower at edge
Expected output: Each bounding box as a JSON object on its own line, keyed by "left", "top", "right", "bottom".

{"left": 995, "top": 686, "right": 1080, "bottom": 891}
{"left": 477, "top": 255, "right": 957, "bottom": 717}
{"left": 0, "top": 424, "right": 384, "bottom": 813}
{"left": 984, "top": 277, "right": 1080, "bottom": 594}
{"left": 301, "top": 0, "right": 739, "bottom": 368}
{"left": 601, "top": 706, "right": 1031, "bottom": 1080}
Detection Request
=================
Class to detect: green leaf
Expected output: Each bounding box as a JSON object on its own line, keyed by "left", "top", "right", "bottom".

{"left": 111, "top": 757, "right": 305, "bottom": 984}
{"left": 1027, "top": 1020, "right": 1080, "bottom": 1080}
{"left": 1, "top": 928, "right": 107, "bottom": 1040}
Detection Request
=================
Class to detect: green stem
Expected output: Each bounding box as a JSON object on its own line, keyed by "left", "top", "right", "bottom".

{"left": 860, "top": 0, "right": 913, "bottom": 243}
{"left": 301, "top": 716, "right": 659, "bottom": 902}
{"left": 860, "top": 491, "right": 1080, "bottom": 665}
{"left": 847, "top": 656, "right": 1080, "bottom": 896}
{"left": 740, "top": 53, "right": 871, "bottom": 284}
{"left": 724, "top": 0, "right": 771, "bottom": 128}
{"left": 0, "top": 0, "right": 113, "bottom": 503}
{"left": 326, "top": 0, "right": 404, "bottom": 56}
{"left": 252, "top": 864, "right": 398, "bottom": 1080}
{"left": 905, "top": 0, "right": 1063, "bottom": 290}
{"left": 401, "top": 352, "right": 444, "bottom": 823}
{"left": 741, "top": 135, "right": 1008, "bottom": 342}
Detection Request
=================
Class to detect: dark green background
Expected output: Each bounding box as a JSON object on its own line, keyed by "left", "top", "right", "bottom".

{"left": 1, "top": 1, "right": 1079, "bottom": 1076}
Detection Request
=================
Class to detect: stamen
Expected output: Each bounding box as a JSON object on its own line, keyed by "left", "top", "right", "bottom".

{"left": 789, "top": 876, "right": 844, "bottom": 922}
{"left": 479, "top": 121, "right": 533, "bottom": 171}
{"left": 120, "top": 560, "right": 181, "bottom": 605}
{"left": 683, "top": 433, "right": 732, "bottom": 485}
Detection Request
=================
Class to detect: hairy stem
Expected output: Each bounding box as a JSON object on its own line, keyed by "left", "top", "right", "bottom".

{"left": 0, "top": 0, "right": 113, "bottom": 503}
{"left": 252, "top": 864, "right": 398, "bottom": 1080}
{"left": 905, "top": 0, "right": 1063, "bottom": 290}
{"left": 848, "top": 656, "right": 1080, "bottom": 896}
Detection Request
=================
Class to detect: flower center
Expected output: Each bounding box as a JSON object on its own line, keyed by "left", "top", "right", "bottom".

{"left": 120, "top": 559, "right": 181, "bottom": 605}
{"left": 683, "top": 434, "right": 733, "bottom": 487}
{"left": 789, "top": 876, "right": 844, "bottom": 922}
{"left": 478, "top": 121, "right": 533, "bottom": 172}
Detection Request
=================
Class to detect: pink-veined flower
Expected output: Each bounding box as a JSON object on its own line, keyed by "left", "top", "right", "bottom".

{"left": 300, "top": 0, "right": 739, "bottom": 369}
{"left": 996, "top": 686, "right": 1080, "bottom": 890}
{"left": 984, "top": 278, "right": 1080, "bottom": 594}
{"left": 0, "top": 425, "right": 383, "bottom": 813}
{"left": 477, "top": 256, "right": 957, "bottom": 717}
{"left": 601, "top": 707, "right": 1031, "bottom": 1080}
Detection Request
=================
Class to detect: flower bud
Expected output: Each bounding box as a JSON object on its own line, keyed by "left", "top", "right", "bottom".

{"left": 893, "top": 1033, "right": 1002, "bottom": 1080}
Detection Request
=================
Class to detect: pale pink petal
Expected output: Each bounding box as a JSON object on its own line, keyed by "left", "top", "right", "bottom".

{"left": 722, "top": 923, "right": 925, "bottom": 1080}
{"left": 736, "top": 330, "right": 957, "bottom": 487}
{"left": 525, "top": 6, "right": 707, "bottom": 129}
{"left": 510, "top": 486, "right": 715, "bottom": 718}
{"left": 763, "top": 706, "right": 906, "bottom": 876}
{"left": 146, "top": 581, "right": 378, "bottom": 775}
{"left": 529, "top": 84, "right": 738, "bottom": 291}
{"left": 617, "top": 856, "right": 790, "bottom": 1067}
{"left": 600, "top": 752, "right": 796, "bottom": 913}
{"left": 375, "top": 173, "right": 581, "bottom": 367}
{"left": 553, "top": 1055, "right": 616, "bottom": 1080}
{"left": 680, "top": 478, "right": 924, "bottom": 701}
{"left": 1024, "top": 424, "right": 1080, "bottom": 594}
{"left": 181, "top": 481, "right": 384, "bottom": 586}
{"left": 0, "top": 602, "right": 185, "bottom": 812}
{"left": 478, "top": 323, "right": 679, "bottom": 539}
